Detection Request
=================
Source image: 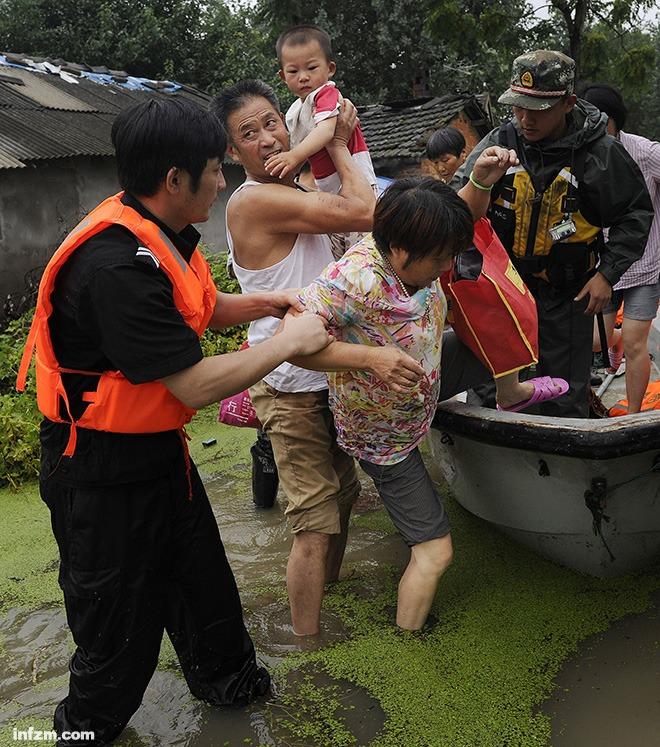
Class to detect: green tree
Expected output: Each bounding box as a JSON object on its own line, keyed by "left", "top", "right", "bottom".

{"left": 426, "top": 0, "right": 542, "bottom": 103}
{"left": 426, "top": 0, "right": 658, "bottom": 126}
{"left": 190, "top": 2, "right": 277, "bottom": 94}
{"left": 581, "top": 20, "right": 659, "bottom": 138}
{"left": 0, "top": 0, "right": 203, "bottom": 80}
{"left": 635, "top": 25, "right": 660, "bottom": 139}
{"left": 254, "top": 0, "right": 465, "bottom": 105}
{"left": 530, "top": 1, "right": 658, "bottom": 135}
{"left": 0, "top": 0, "right": 274, "bottom": 91}
{"left": 543, "top": 0, "right": 657, "bottom": 77}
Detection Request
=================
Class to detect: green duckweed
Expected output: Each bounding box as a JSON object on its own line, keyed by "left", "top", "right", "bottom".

{"left": 2, "top": 410, "right": 659, "bottom": 746}
{"left": 0, "top": 482, "right": 60, "bottom": 609}
{"left": 275, "top": 495, "right": 660, "bottom": 746}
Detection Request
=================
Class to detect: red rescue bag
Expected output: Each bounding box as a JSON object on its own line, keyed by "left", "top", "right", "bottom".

{"left": 217, "top": 341, "right": 261, "bottom": 428}
{"left": 440, "top": 217, "right": 538, "bottom": 377}
{"left": 218, "top": 389, "right": 261, "bottom": 428}
{"left": 609, "top": 380, "right": 660, "bottom": 416}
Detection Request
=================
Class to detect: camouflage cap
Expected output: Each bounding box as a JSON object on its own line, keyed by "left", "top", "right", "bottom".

{"left": 498, "top": 50, "right": 575, "bottom": 110}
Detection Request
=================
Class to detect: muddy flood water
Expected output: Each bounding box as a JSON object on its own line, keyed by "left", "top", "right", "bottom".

{"left": 0, "top": 460, "right": 399, "bottom": 746}
{"left": 1, "top": 428, "right": 659, "bottom": 746}
{"left": 542, "top": 588, "right": 660, "bottom": 747}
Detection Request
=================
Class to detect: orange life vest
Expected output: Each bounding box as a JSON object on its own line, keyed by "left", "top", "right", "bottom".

{"left": 609, "top": 380, "right": 660, "bottom": 416}
{"left": 16, "top": 193, "right": 217, "bottom": 457}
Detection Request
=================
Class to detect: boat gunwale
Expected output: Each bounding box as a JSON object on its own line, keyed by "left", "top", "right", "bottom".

{"left": 432, "top": 403, "right": 660, "bottom": 459}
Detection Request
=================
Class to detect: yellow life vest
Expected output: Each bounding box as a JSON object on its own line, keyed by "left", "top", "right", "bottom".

{"left": 490, "top": 164, "right": 601, "bottom": 259}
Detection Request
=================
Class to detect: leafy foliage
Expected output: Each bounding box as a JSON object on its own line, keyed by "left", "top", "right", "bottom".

{"left": 0, "top": 393, "right": 40, "bottom": 488}
{"left": 0, "top": 0, "right": 277, "bottom": 92}
{"left": 427, "top": 0, "right": 541, "bottom": 101}
{"left": 581, "top": 21, "right": 659, "bottom": 138}
{"left": 0, "top": 311, "right": 40, "bottom": 488}
{"left": 255, "top": 0, "right": 461, "bottom": 105}
{"left": 201, "top": 249, "right": 248, "bottom": 356}
{"left": 534, "top": 0, "right": 659, "bottom": 87}
{"left": 192, "top": 2, "right": 279, "bottom": 94}
{"left": 426, "top": 0, "right": 658, "bottom": 126}
{"left": 0, "top": 312, "right": 33, "bottom": 393}
{"left": 1, "top": 0, "right": 657, "bottom": 126}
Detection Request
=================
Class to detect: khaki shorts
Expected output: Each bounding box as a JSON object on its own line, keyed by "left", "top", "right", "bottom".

{"left": 249, "top": 381, "right": 360, "bottom": 534}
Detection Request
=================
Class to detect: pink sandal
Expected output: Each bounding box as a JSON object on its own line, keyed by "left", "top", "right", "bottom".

{"left": 497, "top": 376, "right": 569, "bottom": 413}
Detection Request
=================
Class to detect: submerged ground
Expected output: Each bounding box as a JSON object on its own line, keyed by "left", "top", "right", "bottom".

{"left": 1, "top": 406, "right": 659, "bottom": 746}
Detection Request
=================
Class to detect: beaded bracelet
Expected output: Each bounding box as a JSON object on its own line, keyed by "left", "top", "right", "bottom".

{"left": 469, "top": 171, "right": 493, "bottom": 191}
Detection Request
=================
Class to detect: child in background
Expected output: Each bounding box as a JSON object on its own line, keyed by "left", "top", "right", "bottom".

{"left": 298, "top": 176, "right": 568, "bottom": 630}
{"left": 425, "top": 126, "right": 467, "bottom": 189}
{"left": 267, "top": 24, "right": 377, "bottom": 254}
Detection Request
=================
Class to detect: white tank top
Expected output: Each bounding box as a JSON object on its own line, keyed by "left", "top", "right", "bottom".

{"left": 226, "top": 180, "right": 332, "bottom": 393}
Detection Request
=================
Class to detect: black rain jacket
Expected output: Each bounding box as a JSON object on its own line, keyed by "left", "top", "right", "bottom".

{"left": 464, "top": 100, "right": 653, "bottom": 286}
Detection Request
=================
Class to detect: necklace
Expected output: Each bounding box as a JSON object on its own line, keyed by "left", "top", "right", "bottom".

{"left": 379, "top": 250, "right": 432, "bottom": 323}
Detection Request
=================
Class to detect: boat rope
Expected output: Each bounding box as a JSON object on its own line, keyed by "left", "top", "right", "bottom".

{"left": 584, "top": 477, "right": 615, "bottom": 562}
{"left": 583, "top": 456, "right": 659, "bottom": 563}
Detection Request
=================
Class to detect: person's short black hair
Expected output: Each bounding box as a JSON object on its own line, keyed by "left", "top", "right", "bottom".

{"left": 425, "top": 127, "right": 466, "bottom": 160}
{"left": 111, "top": 97, "right": 226, "bottom": 196}
{"left": 276, "top": 24, "right": 333, "bottom": 66}
{"left": 211, "top": 79, "right": 281, "bottom": 142}
{"left": 581, "top": 84, "right": 627, "bottom": 132}
{"left": 373, "top": 178, "right": 473, "bottom": 267}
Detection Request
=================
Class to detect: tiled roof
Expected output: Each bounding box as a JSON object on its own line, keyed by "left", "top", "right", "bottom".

{"left": 0, "top": 52, "right": 210, "bottom": 169}
{"left": 359, "top": 93, "right": 493, "bottom": 168}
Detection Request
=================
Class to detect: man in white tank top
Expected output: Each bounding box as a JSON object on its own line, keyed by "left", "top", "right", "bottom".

{"left": 213, "top": 80, "right": 425, "bottom": 636}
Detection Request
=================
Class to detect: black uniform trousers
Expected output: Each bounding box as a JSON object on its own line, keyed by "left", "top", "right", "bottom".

{"left": 41, "top": 460, "right": 264, "bottom": 746}
{"left": 529, "top": 280, "right": 593, "bottom": 418}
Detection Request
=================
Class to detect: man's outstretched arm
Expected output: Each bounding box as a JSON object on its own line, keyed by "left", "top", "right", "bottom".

{"left": 289, "top": 340, "right": 425, "bottom": 394}
{"left": 160, "top": 313, "right": 330, "bottom": 408}
{"left": 208, "top": 289, "right": 304, "bottom": 329}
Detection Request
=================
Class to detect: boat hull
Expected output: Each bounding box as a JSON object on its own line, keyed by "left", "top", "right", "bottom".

{"left": 429, "top": 405, "right": 660, "bottom": 577}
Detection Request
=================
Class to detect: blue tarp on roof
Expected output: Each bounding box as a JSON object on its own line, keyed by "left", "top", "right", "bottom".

{"left": 0, "top": 52, "right": 208, "bottom": 168}
{"left": 0, "top": 54, "right": 182, "bottom": 93}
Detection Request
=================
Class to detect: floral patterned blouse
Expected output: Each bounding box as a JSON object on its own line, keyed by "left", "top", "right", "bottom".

{"left": 299, "top": 234, "right": 447, "bottom": 465}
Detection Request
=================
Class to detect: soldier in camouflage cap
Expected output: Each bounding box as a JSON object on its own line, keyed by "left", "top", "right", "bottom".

{"left": 463, "top": 47, "right": 652, "bottom": 418}
{"left": 498, "top": 50, "right": 575, "bottom": 111}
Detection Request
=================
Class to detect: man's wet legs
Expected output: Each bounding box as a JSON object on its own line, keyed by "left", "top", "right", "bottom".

{"left": 43, "top": 462, "right": 267, "bottom": 746}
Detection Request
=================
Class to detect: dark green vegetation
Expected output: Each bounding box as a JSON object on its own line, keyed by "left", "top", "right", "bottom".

{"left": 199, "top": 250, "right": 248, "bottom": 357}
{"left": 0, "top": 0, "right": 657, "bottom": 136}
{"left": 0, "top": 312, "right": 39, "bottom": 487}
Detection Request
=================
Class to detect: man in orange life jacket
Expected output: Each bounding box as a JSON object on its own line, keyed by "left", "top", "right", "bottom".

{"left": 464, "top": 51, "right": 652, "bottom": 417}
{"left": 19, "top": 98, "right": 331, "bottom": 746}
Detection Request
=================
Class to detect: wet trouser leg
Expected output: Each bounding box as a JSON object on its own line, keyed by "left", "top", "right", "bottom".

{"left": 42, "top": 462, "right": 264, "bottom": 746}
{"left": 438, "top": 329, "right": 493, "bottom": 401}
{"left": 532, "top": 283, "right": 592, "bottom": 418}
{"left": 164, "top": 465, "right": 266, "bottom": 706}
